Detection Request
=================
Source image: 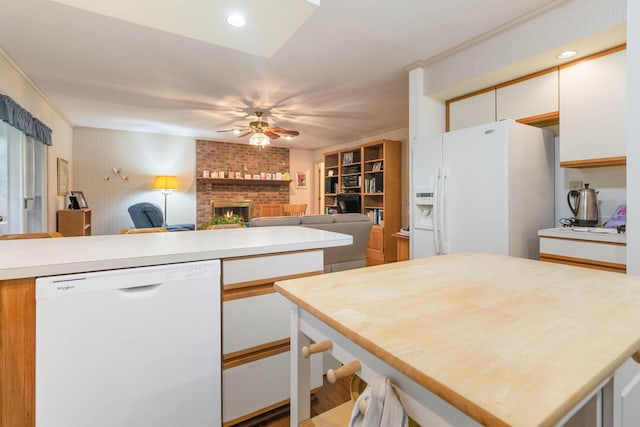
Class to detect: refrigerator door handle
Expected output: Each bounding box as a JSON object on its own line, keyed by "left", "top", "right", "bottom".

{"left": 433, "top": 165, "right": 441, "bottom": 255}
{"left": 438, "top": 165, "right": 447, "bottom": 254}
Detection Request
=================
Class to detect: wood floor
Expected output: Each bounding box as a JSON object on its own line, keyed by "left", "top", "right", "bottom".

{"left": 234, "top": 375, "right": 352, "bottom": 427}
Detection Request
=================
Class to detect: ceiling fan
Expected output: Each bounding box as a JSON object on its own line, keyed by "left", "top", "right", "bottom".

{"left": 217, "top": 111, "right": 300, "bottom": 145}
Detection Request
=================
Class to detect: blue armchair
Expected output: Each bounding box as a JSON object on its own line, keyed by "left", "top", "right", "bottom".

{"left": 127, "top": 202, "right": 194, "bottom": 231}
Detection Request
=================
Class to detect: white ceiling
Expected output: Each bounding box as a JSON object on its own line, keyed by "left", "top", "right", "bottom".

{"left": 0, "top": 0, "right": 568, "bottom": 149}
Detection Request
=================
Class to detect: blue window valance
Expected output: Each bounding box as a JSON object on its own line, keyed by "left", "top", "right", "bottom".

{"left": 0, "top": 94, "right": 52, "bottom": 146}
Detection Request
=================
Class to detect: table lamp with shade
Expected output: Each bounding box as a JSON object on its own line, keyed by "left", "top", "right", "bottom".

{"left": 152, "top": 175, "right": 179, "bottom": 222}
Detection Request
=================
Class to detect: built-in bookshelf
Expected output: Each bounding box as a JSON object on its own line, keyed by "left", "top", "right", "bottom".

{"left": 323, "top": 139, "right": 401, "bottom": 263}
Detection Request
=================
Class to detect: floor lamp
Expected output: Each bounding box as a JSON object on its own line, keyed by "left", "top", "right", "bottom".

{"left": 152, "top": 175, "right": 179, "bottom": 222}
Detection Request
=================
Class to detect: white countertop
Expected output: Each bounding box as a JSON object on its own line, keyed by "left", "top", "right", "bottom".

{"left": 538, "top": 227, "right": 626, "bottom": 244}
{"left": 0, "top": 226, "right": 352, "bottom": 280}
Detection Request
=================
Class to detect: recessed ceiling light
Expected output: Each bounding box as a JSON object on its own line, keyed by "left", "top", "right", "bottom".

{"left": 233, "top": 129, "right": 241, "bottom": 135}
{"left": 227, "top": 14, "right": 246, "bottom": 28}
{"left": 556, "top": 50, "right": 577, "bottom": 60}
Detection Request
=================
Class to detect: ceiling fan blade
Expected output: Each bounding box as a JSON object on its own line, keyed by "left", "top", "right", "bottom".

{"left": 269, "top": 127, "right": 300, "bottom": 136}
{"left": 264, "top": 131, "right": 280, "bottom": 139}
{"left": 217, "top": 129, "right": 238, "bottom": 133}
{"left": 237, "top": 131, "right": 252, "bottom": 138}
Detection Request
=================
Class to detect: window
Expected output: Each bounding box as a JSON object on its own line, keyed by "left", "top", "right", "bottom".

{"left": 0, "top": 121, "right": 46, "bottom": 234}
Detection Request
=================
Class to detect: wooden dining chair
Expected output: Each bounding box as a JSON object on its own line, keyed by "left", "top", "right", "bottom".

{"left": 119, "top": 227, "right": 168, "bottom": 234}
{"left": 0, "top": 232, "right": 63, "bottom": 239}
{"left": 256, "top": 203, "right": 284, "bottom": 217}
{"left": 283, "top": 204, "right": 307, "bottom": 216}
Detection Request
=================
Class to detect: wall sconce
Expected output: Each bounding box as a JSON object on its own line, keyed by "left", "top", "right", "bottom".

{"left": 107, "top": 168, "right": 128, "bottom": 182}
{"left": 152, "top": 175, "right": 179, "bottom": 222}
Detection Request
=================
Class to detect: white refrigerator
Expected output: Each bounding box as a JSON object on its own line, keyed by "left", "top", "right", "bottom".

{"left": 410, "top": 119, "right": 554, "bottom": 260}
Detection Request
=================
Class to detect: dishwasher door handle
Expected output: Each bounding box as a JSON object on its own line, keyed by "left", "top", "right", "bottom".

{"left": 119, "top": 283, "right": 162, "bottom": 293}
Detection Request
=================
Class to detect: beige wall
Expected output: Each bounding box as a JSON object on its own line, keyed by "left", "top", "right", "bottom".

{"left": 0, "top": 49, "right": 74, "bottom": 232}
{"left": 73, "top": 127, "right": 196, "bottom": 235}
{"left": 289, "top": 148, "right": 315, "bottom": 213}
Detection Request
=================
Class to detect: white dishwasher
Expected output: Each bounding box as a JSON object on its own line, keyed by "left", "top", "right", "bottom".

{"left": 35, "top": 260, "right": 221, "bottom": 427}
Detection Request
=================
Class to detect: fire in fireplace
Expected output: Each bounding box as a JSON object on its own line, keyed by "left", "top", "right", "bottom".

{"left": 210, "top": 200, "right": 253, "bottom": 222}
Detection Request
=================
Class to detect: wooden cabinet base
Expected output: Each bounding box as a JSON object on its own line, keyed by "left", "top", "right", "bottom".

{"left": 540, "top": 253, "right": 626, "bottom": 273}
{"left": 366, "top": 250, "right": 385, "bottom": 266}
{"left": 0, "top": 279, "right": 35, "bottom": 427}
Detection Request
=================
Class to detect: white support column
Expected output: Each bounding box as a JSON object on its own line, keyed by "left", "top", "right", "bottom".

{"left": 289, "top": 303, "right": 311, "bottom": 426}
{"left": 627, "top": 0, "right": 640, "bottom": 276}
{"left": 408, "top": 66, "right": 446, "bottom": 144}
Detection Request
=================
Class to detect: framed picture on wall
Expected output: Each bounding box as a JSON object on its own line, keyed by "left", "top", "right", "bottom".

{"left": 295, "top": 172, "right": 307, "bottom": 189}
{"left": 70, "top": 190, "right": 89, "bottom": 209}
{"left": 57, "top": 158, "right": 69, "bottom": 195}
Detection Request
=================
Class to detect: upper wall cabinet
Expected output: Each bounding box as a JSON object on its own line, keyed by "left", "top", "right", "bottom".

{"left": 559, "top": 48, "right": 626, "bottom": 167}
{"left": 448, "top": 90, "right": 496, "bottom": 131}
{"left": 496, "top": 71, "right": 558, "bottom": 121}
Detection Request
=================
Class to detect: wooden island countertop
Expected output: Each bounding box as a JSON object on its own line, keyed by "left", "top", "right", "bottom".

{"left": 275, "top": 252, "right": 640, "bottom": 427}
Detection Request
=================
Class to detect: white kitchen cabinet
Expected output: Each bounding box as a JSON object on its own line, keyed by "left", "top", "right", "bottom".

{"left": 604, "top": 358, "right": 640, "bottom": 427}
{"left": 223, "top": 351, "right": 322, "bottom": 424}
{"left": 559, "top": 49, "right": 626, "bottom": 167}
{"left": 496, "top": 70, "right": 558, "bottom": 121}
{"left": 223, "top": 292, "right": 290, "bottom": 354}
{"left": 221, "top": 250, "right": 324, "bottom": 425}
{"left": 538, "top": 228, "right": 626, "bottom": 273}
{"left": 448, "top": 90, "right": 495, "bottom": 131}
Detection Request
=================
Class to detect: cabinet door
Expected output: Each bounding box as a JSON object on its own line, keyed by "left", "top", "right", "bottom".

{"left": 448, "top": 90, "right": 496, "bottom": 131}
{"left": 611, "top": 358, "right": 640, "bottom": 427}
{"left": 559, "top": 49, "right": 626, "bottom": 164}
{"left": 497, "top": 71, "right": 558, "bottom": 120}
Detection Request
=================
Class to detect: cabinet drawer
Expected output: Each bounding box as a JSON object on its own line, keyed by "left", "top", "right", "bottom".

{"left": 223, "top": 292, "right": 290, "bottom": 354}
{"left": 222, "top": 250, "right": 323, "bottom": 287}
{"left": 540, "top": 237, "right": 626, "bottom": 268}
{"left": 223, "top": 351, "right": 322, "bottom": 424}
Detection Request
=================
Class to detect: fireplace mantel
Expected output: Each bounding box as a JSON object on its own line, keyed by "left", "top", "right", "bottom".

{"left": 197, "top": 178, "right": 291, "bottom": 186}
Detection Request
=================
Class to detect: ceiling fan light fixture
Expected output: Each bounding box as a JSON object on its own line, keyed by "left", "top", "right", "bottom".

{"left": 249, "top": 132, "right": 270, "bottom": 146}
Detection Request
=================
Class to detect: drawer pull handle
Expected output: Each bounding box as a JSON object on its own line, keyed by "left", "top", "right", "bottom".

{"left": 633, "top": 351, "right": 640, "bottom": 364}
{"left": 327, "top": 360, "right": 361, "bottom": 383}
{"left": 302, "top": 340, "right": 333, "bottom": 359}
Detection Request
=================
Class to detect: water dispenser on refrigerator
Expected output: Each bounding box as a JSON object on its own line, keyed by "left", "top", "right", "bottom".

{"left": 414, "top": 187, "right": 435, "bottom": 230}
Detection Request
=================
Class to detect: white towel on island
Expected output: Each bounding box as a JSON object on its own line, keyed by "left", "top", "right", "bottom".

{"left": 349, "top": 377, "right": 408, "bottom": 427}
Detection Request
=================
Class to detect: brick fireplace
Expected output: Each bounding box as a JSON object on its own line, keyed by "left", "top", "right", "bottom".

{"left": 196, "top": 140, "right": 290, "bottom": 226}
{"left": 210, "top": 199, "right": 253, "bottom": 222}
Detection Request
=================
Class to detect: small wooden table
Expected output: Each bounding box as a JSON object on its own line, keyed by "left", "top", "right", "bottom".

{"left": 392, "top": 232, "right": 410, "bottom": 261}
{"left": 276, "top": 252, "right": 640, "bottom": 427}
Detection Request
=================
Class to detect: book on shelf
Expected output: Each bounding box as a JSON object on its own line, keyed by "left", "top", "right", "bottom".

{"left": 364, "top": 175, "right": 383, "bottom": 193}
{"left": 366, "top": 208, "right": 384, "bottom": 226}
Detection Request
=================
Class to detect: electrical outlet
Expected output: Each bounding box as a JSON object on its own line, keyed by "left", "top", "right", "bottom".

{"left": 569, "top": 180, "right": 583, "bottom": 189}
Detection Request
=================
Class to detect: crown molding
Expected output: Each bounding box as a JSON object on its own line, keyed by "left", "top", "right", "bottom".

{"left": 0, "top": 46, "right": 73, "bottom": 127}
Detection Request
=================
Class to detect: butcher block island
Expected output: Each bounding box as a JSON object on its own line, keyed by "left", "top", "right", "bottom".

{"left": 0, "top": 227, "right": 351, "bottom": 427}
{"left": 275, "top": 252, "right": 640, "bottom": 427}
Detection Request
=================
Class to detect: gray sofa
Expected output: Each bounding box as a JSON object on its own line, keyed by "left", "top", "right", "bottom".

{"left": 250, "top": 213, "right": 372, "bottom": 272}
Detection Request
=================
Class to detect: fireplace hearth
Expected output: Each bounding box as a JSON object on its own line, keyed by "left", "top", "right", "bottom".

{"left": 210, "top": 200, "right": 253, "bottom": 222}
